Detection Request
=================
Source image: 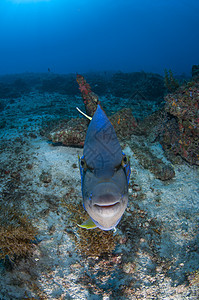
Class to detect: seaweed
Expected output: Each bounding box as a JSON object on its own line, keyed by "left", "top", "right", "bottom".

{"left": 61, "top": 197, "right": 118, "bottom": 257}
{"left": 0, "top": 206, "right": 38, "bottom": 261}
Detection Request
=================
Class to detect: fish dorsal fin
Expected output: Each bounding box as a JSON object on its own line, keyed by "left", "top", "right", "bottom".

{"left": 77, "top": 218, "right": 97, "bottom": 229}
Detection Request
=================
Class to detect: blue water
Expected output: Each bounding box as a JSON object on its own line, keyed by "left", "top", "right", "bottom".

{"left": 0, "top": 0, "right": 199, "bottom": 75}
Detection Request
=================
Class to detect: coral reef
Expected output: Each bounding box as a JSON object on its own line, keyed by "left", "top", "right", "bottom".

{"left": 76, "top": 74, "right": 99, "bottom": 117}
{"left": 0, "top": 73, "right": 198, "bottom": 299}
{"left": 162, "top": 78, "right": 199, "bottom": 165}
{"left": 48, "top": 108, "right": 138, "bottom": 146}
{"left": 48, "top": 74, "right": 138, "bottom": 145}
{"left": 49, "top": 118, "right": 87, "bottom": 147}
{"left": 192, "top": 64, "right": 199, "bottom": 79}
{"left": 109, "top": 108, "right": 137, "bottom": 140}
{"left": 164, "top": 69, "right": 180, "bottom": 93}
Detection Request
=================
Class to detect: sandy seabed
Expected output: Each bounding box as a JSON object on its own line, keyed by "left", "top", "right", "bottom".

{"left": 0, "top": 92, "right": 198, "bottom": 299}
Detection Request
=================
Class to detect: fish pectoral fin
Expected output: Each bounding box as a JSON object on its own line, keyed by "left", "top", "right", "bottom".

{"left": 77, "top": 218, "right": 97, "bottom": 229}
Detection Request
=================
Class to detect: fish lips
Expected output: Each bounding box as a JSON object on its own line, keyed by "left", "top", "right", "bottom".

{"left": 93, "top": 194, "right": 121, "bottom": 217}
{"left": 84, "top": 182, "right": 128, "bottom": 229}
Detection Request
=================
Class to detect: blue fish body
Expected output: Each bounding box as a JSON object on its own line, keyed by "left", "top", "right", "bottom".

{"left": 79, "top": 105, "right": 131, "bottom": 230}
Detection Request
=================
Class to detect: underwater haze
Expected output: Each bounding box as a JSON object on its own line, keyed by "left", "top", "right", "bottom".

{"left": 0, "top": 1, "right": 199, "bottom": 299}
{"left": 0, "top": 0, "right": 199, "bottom": 75}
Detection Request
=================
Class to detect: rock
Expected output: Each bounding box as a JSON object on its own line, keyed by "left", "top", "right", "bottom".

{"left": 49, "top": 118, "right": 87, "bottom": 147}
{"left": 163, "top": 78, "right": 199, "bottom": 165}
{"left": 129, "top": 136, "right": 175, "bottom": 181}
{"left": 152, "top": 164, "right": 175, "bottom": 181}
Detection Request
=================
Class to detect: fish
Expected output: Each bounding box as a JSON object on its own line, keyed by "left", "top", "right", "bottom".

{"left": 78, "top": 104, "right": 131, "bottom": 231}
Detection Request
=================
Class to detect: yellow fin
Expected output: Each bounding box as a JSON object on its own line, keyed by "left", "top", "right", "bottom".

{"left": 78, "top": 218, "right": 97, "bottom": 229}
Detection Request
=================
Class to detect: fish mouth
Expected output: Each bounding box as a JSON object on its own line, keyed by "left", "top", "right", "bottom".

{"left": 93, "top": 201, "right": 120, "bottom": 216}
{"left": 94, "top": 201, "right": 120, "bottom": 209}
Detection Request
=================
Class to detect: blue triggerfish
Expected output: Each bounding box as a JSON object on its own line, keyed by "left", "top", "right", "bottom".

{"left": 78, "top": 105, "right": 131, "bottom": 230}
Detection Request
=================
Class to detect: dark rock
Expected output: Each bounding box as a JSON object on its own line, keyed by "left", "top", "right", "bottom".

{"left": 192, "top": 64, "right": 199, "bottom": 78}
{"left": 39, "top": 171, "right": 52, "bottom": 184}
{"left": 153, "top": 164, "right": 175, "bottom": 181}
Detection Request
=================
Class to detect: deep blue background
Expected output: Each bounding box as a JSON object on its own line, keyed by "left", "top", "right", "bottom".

{"left": 0, "top": 0, "right": 199, "bottom": 75}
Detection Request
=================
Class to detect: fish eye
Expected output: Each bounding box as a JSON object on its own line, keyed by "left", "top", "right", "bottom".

{"left": 121, "top": 155, "right": 128, "bottom": 168}
{"left": 80, "top": 158, "right": 88, "bottom": 171}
